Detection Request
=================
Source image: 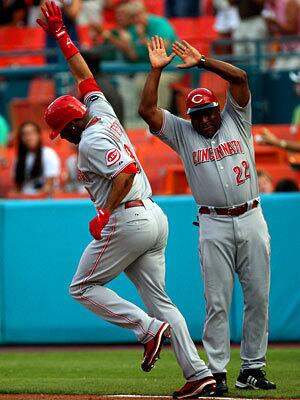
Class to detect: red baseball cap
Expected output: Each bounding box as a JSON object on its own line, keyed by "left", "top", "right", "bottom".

{"left": 186, "top": 88, "right": 219, "bottom": 115}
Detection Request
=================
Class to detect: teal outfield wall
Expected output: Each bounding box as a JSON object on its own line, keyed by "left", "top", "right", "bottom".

{"left": 0, "top": 194, "right": 299, "bottom": 344}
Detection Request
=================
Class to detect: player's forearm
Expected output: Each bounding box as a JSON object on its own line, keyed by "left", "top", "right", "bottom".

{"left": 68, "top": 53, "right": 93, "bottom": 83}
{"left": 202, "top": 57, "right": 247, "bottom": 84}
{"left": 277, "top": 139, "right": 300, "bottom": 152}
{"left": 138, "top": 68, "right": 162, "bottom": 117}
{"left": 104, "top": 173, "right": 135, "bottom": 213}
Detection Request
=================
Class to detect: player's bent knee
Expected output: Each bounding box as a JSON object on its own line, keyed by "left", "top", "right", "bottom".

{"left": 69, "top": 282, "right": 81, "bottom": 300}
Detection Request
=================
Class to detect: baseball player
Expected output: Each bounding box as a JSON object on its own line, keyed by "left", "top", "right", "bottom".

{"left": 139, "top": 36, "right": 277, "bottom": 395}
{"left": 37, "top": 3, "right": 216, "bottom": 398}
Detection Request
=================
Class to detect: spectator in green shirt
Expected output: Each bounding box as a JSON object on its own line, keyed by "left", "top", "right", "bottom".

{"left": 103, "top": 0, "right": 182, "bottom": 113}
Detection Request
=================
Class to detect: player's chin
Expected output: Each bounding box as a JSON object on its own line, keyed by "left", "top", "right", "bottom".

{"left": 199, "top": 126, "right": 215, "bottom": 137}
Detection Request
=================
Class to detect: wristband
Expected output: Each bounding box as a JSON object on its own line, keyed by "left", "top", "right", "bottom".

{"left": 57, "top": 33, "right": 79, "bottom": 60}
{"left": 197, "top": 55, "right": 206, "bottom": 69}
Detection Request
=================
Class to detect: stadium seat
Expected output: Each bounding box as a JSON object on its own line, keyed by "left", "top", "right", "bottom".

{"left": 136, "top": 138, "right": 182, "bottom": 194}
{"left": 0, "top": 26, "right": 45, "bottom": 67}
{"left": 164, "top": 164, "right": 190, "bottom": 194}
{"left": 10, "top": 78, "right": 56, "bottom": 130}
{"left": 254, "top": 144, "right": 289, "bottom": 165}
{"left": 170, "top": 16, "right": 217, "bottom": 55}
{"left": 258, "top": 164, "right": 300, "bottom": 187}
{"left": 126, "top": 128, "right": 153, "bottom": 149}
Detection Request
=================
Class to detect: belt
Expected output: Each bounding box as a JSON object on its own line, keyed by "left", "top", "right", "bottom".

{"left": 199, "top": 199, "right": 259, "bottom": 217}
{"left": 124, "top": 198, "right": 153, "bottom": 209}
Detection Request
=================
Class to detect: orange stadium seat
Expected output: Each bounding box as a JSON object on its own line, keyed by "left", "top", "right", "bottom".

{"left": 164, "top": 164, "right": 190, "bottom": 194}
{"left": 254, "top": 145, "right": 289, "bottom": 165}
{"left": 258, "top": 164, "right": 300, "bottom": 187}
{"left": 170, "top": 16, "right": 217, "bottom": 55}
{"left": 0, "top": 27, "right": 45, "bottom": 67}
{"left": 10, "top": 78, "right": 56, "bottom": 130}
{"left": 126, "top": 128, "right": 153, "bottom": 149}
{"left": 144, "top": 0, "right": 164, "bottom": 15}
{"left": 136, "top": 138, "right": 182, "bottom": 194}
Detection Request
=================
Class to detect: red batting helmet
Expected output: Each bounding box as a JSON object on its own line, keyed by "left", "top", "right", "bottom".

{"left": 186, "top": 88, "right": 219, "bottom": 115}
{"left": 45, "top": 95, "right": 87, "bottom": 140}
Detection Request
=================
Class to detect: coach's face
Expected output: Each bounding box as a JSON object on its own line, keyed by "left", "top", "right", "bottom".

{"left": 190, "top": 107, "right": 221, "bottom": 138}
{"left": 60, "top": 120, "right": 82, "bottom": 144}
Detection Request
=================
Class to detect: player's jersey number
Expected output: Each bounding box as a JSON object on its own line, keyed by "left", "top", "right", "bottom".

{"left": 233, "top": 160, "right": 250, "bottom": 185}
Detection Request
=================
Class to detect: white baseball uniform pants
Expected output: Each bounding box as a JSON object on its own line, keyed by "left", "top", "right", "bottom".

{"left": 198, "top": 206, "right": 270, "bottom": 373}
{"left": 70, "top": 198, "right": 211, "bottom": 381}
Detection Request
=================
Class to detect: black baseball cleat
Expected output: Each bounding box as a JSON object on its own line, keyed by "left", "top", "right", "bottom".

{"left": 235, "top": 369, "right": 276, "bottom": 390}
{"left": 213, "top": 372, "right": 229, "bottom": 396}
{"left": 173, "top": 376, "right": 216, "bottom": 399}
{"left": 141, "top": 322, "right": 171, "bottom": 372}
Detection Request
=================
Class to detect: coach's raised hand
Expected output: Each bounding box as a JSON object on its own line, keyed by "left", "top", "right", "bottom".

{"left": 172, "top": 40, "right": 202, "bottom": 69}
{"left": 147, "top": 36, "right": 175, "bottom": 70}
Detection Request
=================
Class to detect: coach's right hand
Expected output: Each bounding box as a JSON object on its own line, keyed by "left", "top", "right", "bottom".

{"left": 37, "top": 1, "right": 67, "bottom": 40}
{"left": 147, "top": 36, "right": 175, "bottom": 70}
{"left": 89, "top": 208, "right": 111, "bottom": 240}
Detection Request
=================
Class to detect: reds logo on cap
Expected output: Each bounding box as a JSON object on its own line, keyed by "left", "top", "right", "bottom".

{"left": 191, "top": 94, "right": 205, "bottom": 104}
{"left": 106, "top": 148, "right": 121, "bottom": 166}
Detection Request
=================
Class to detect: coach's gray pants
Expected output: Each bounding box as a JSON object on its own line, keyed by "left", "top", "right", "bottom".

{"left": 70, "top": 199, "right": 211, "bottom": 381}
{"left": 198, "top": 206, "right": 270, "bottom": 373}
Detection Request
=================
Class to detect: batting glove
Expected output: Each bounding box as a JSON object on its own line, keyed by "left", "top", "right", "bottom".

{"left": 89, "top": 208, "right": 111, "bottom": 240}
{"left": 37, "top": 1, "right": 67, "bottom": 40}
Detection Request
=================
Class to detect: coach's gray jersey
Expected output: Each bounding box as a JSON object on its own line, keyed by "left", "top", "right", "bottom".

{"left": 78, "top": 90, "right": 151, "bottom": 209}
{"left": 152, "top": 92, "right": 259, "bottom": 207}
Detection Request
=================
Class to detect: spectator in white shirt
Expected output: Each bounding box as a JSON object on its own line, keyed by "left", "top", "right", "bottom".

{"left": 14, "top": 121, "right": 60, "bottom": 196}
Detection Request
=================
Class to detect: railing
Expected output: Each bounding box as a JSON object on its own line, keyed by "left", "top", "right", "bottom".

{"left": 210, "top": 35, "right": 300, "bottom": 69}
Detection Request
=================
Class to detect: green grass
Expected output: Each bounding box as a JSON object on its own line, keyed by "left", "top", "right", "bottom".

{"left": 0, "top": 347, "right": 299, "bottom": 398}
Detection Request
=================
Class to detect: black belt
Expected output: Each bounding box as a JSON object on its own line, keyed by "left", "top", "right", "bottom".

{"left": 199, "top": 199, "right": 259, "bottom": 217}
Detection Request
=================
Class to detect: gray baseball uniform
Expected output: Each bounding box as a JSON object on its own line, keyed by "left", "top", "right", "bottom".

{"left": 69, "top": 84, "right": 212, "bottom": 381}
{"left": 151, "top": 91, "right": 270, "bottom": 373}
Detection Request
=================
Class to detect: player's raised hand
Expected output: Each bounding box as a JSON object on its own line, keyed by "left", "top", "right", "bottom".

{"left": 172, "top": 40, "right": 202, "bottom": 69}
{"left": 147, "top": 36, "right": 175, "bottom": 69}
{"left": 37, "top": 1, "right": 66, "bottom": 40}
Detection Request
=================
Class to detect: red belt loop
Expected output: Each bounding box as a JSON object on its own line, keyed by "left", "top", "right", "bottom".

{"left": 199, "top": 199, "right": 259, "bottom": 217}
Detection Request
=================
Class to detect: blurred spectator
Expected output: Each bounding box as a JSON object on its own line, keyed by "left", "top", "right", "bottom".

{"left": 231, "top": 0, "right": 268, "bottom": 56}
{"left": 64, "top": 146, "right": 85, "bottom": 193}
{"left": 165, "top": 0, "right": 200, "bottom": 17}
{"left": 257, "top": 126, "right": 300, "bottom": 150}
{"left": 0, "top": 114, "right": 10, "bottom": 147}
{"left": 257, "top": 169, "right": 274, "bottom": 193}
{"left": 0, "top": 0, "right": 28, "bottom": 26}
{"left": 90, "top": 1, "right": 137, "bottom": 60}
{"left": 213, "top": 0, "right": 240, "bottom": 53}
{"left": 12, "top": 121, "right": 60, "bottom": 196}
{"left": 78, "top": 0, "right": 112, "bottom": 26}
{"left": 275, "top": 178, "right": 299, "bottom": 191}
{"left": 94, "top": 0, "right": 181, "bottom": 122}
{"left": 263, "top": 0, "right": 300, "bottom": 70}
